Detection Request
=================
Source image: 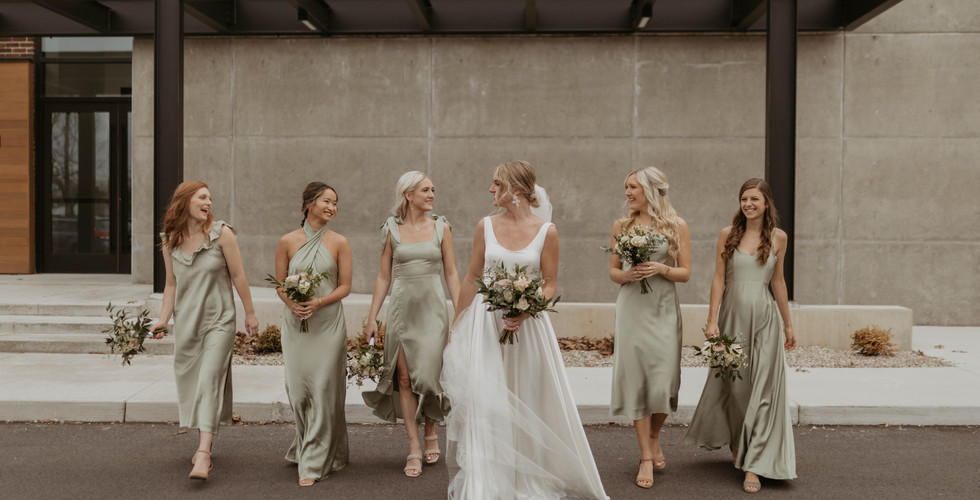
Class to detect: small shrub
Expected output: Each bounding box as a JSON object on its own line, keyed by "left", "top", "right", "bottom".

{"left": 348, "top": 317, "right": 386, "bottom": 351}
{"left": 254, "top": 324, "right": 282, "bottom": 354}
{"left": 234, "top": 330, "right": 256, "bottom": 357}
{"left": 851, "top": 325, "right": 896, "bottom": 356}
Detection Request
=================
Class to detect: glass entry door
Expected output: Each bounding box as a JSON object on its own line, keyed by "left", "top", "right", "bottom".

{"left": 41, "top": 102, "right": 131, "bottom": 273}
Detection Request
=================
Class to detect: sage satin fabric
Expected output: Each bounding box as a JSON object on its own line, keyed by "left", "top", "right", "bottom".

{"left": 282, "top": 222, "right": 349, "bottom": 480}
{"left": 609, "top": 235, "right": 682, "bottom": 420}
{"left": 167, "top": 221, "right": 236, "bottom": 434}
{"left": 362, "top": 215, "right": 452, "bottom": 423}
{"left": 684, "top": 249, "right": 797, "bottom": 480}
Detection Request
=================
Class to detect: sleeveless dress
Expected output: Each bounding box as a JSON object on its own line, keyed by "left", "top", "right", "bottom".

{"left": 363, "top": 215, "right": 452, "bottom": 423}
{"left": 610, "top": 234, "right": 682, "bottom": 420}
{"left": 167, "top": 220, "right": 236, "bottom": 434}
{"left": 281, "top": 222, "right": 349, "bottom": 480}
{"left": 683, "top": 249, "right": 797, "bottom": 480}
{"left": 441, "top": 216, "right": 609, "bottom": 500}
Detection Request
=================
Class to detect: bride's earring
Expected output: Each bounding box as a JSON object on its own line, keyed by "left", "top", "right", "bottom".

{"left": 512, "top": 193, "right": 520, "bottom": 207}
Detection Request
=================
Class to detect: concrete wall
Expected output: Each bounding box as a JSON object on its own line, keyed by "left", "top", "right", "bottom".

{"left": 132, "top": 0, "right": 980, "bottom": 326}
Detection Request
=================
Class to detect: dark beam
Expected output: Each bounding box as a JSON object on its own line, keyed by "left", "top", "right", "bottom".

{"left": 286, "top": 0, "right": 330, "bottom": 32}
{"left": 154, "top": 0, "right": 184, "bottom": 293}
{"left": 731, "top": 0, "right": 766, "bottom": 30}
{"left": 631, "top": 0, "right": 655, "bottom": 31}
{"left": 404, "top": 0, "right": 432, "bottom": 32}
{"left": 843, "top": 0, "right": 904, "bottom": 30}
{"left": 525, "top": 0, "right": 536, "bottom": 31}
{"left": 185, "top": 0, "right": 236, "bottom": 33}
{"left": 32, "top": 1, "right": 112, "bottom": 33}
{"left": 765, "top": 0, "right": 796, "bottom": 300}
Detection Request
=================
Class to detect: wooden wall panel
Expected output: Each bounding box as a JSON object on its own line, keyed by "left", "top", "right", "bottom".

{"left": 0, "top": 61, "right": 34, "bottom": 273}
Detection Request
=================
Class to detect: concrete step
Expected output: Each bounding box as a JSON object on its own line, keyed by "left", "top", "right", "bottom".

{"left": 0, "top": 315, "right": 119, "bottom": 335}
{"left": 0, "top": 301, "right": 148, "bottom": 317}
{"left": 0, "top": 333, "right": 174, "bottom": 355}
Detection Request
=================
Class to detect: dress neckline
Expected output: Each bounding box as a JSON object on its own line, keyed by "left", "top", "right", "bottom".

{"left": 486, "top": 216, "right": 550, "bottom": 253}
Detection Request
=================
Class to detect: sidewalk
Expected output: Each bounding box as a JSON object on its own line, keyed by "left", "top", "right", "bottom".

{"left": 1, "top": 326, "right": 977, "bottom": 426}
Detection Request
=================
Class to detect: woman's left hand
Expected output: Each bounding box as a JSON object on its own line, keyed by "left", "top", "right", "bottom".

{"left": 503, "top": 313, "right": 531, "bottom": 332}
{"left": 298, "top": 298, "right": 320, "bottom": 320}
{"left": 784, "top": 327, "right": 797, "bottom": 351}
{"left": 244, "top": 313, "right": 259, "bottom": 336}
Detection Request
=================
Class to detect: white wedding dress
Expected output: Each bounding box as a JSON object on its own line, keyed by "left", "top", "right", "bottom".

{"left": 441, "top": 216, "right": 609, "bottom": 500}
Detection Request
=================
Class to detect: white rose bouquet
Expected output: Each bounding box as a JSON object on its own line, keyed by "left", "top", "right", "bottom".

{"left": 346, "top": 342, "right": 384, "bottom": 387}
{"left": 475, "top": 263, "right": 561, "bottom": 344}
{"left": 104, "top": 302, "right": 163, "bottom": 366}
{"left": 693, "top": 333, "right": 747, "bottom": 382}
{"left": 601, "top": 226, "right": 667, "bottom": 294}
{"left": 265, "top": 266, "right": 332, "bottom": 333}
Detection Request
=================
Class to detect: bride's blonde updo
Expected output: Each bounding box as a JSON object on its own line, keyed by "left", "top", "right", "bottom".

{"left": 493, "top": 160, "right": 540, "bottom": 208}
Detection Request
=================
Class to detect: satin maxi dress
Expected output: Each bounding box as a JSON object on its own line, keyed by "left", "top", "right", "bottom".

{"left": 281, "top": 222, "right": 350, "bottom": 480}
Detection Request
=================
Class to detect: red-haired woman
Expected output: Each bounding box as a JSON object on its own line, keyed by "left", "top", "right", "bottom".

{"left": 684, "top": 178, "right": 797, "bottom": 494}
{"left": 150, "top": 181, "right": 259, "bottom": 481}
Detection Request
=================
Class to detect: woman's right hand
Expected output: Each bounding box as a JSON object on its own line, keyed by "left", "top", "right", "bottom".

{"left": 286, "top": 299, "right": 309, "bottom": 320}
{"left": 704, "top": 321, "right": 720, "bottom": 339}
{"left": 365, "top": 319, "right": 378, "bottom": 342}
{"left": 149, "top": 320, "right": 168, "bottom": 339}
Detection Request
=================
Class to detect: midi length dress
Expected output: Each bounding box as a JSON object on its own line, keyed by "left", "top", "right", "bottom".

{"left": 363, "top": 215, "right": 452, "bottom": 423}
{"left": 281, "top": 222, "right": 350, "bottom": 480}
{"left": 167, "top": 220, "right": 236, "bottom": 434}
{"left": 684, "top": 249, "right": 796, "bottom": 480}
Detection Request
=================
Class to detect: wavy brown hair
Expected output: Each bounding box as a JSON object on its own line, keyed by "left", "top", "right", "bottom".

{"left": 621, "top": 166, "right": 681, "bottom": 262}
{"left": 160, "top": 181, "right": 212, "bottom": 251}
{"left": 300, "top": 182, "right": 337, "bottom": 227}
{"left": 722, "top": 178, "right": 779, "bottom": 265}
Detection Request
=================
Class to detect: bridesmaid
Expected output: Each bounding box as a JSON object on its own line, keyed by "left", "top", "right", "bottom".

{"left": 362, "top": 171, "right": 460, "bottom": 478}
{"left": 608, "top": 167, "right": 691, "bottom": 489}
{"left": 150, "top": 181, "right": 259, "bottom": 481}
{"left": 684, "top": 178, "right": 797, "bottom": 494}
{"left": 273, "top": 182, "right": 352, "bottom": 486}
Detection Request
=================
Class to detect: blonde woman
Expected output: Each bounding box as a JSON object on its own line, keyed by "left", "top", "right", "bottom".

{"left": 608, "top": 167, "right": 691, "bottom": 489}
{"left": 362, "top": 171, "right": 460, "bottom": 478}
{"left": 684, "top": 178, "right": 797, "bottom": 494}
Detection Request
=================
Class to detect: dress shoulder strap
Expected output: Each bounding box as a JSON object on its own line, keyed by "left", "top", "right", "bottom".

{"left": 432, "top": 214, "right": 452, "bottom": 244}
{"left": 380, "top": 216, "right": 401, "bottom": 251}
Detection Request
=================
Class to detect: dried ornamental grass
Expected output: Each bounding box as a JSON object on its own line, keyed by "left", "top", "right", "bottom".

{"left": 254, "top": 324, "right": 282, "bottom": 354}
{"left": 348, "top": 317, "right": 386, "bottom": 351}
{"left": 851, "top": 325, "right": 896, "bottom": 356}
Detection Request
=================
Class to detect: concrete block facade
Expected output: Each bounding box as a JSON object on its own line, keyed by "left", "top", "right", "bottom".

{"left": 132, "top": 0, "right": 980, "bottom": 325}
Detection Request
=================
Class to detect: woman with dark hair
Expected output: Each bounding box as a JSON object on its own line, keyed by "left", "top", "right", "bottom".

{"left": 684, "top": 178, "right": 797, "bottom": 494}
{"left": 608, "top": 166, "right": 691, "bottom": 489}
{"left": 362, "top": 171, "right": 460, "bottom": 478}
{"left": 150, "top": 181, "right": 259, "bottom": 481}
{"left": 273, "top": 182, "right": 353, "bottom": 486}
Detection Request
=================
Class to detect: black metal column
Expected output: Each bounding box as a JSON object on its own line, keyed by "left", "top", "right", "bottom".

{"left": 765, "top": 0, "right": 796, "bottom": 299}
{"left": 153, "top": 0, "right": 183, "bottom": 292}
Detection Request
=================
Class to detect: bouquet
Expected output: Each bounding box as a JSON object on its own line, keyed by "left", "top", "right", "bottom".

{"left": 475, "top": 263, "right": 561, "bottom": 344}
{"left": 104, "top": 302, "right": 164, "bottom": 366}
{"left": 602, "top": 226, "right": 667, "bottom": 294}
{"left": 693, "top": 333, "right": 746, "bottom": 382}
{"left": 265, "top": 267, "right": 331, "bottom": 333}
{"left": 346, "top": 320, "right": 385, "bottom": 387}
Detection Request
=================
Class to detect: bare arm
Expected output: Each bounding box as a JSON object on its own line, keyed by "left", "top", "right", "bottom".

{"left": 441, "top": 223, "right": 462, "bottom": 311}
{"left": 656, "top": 218, "right": 692, "bottom": 283}
{"left": 365, "top": 235, "right": 394, "bottom": 340}
{"left": 274, "top": 233, "right": 309, "bottom": 320}
{"left": 314, "top": 236, "right": 353, "bottom": 308}
{"left": 608, "top": 219, "right": 636, "bottom": 285}
{"left": 150, "top": 246, "right": 176, "bottom": 338}
{"left": 770, "top": 229, "right": 796, "bottom": 351}
{"left": 704, "top": 227, "right": 730, "bottom": 339}
{"left": 218, "top": 226, "right": 259, "bottom": 335}
{"left": 452, "top": 219, "right": 487, "bottom": 326}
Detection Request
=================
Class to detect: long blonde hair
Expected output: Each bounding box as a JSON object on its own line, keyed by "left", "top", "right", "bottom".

{"left": 391, "top": 171, "right": 428, "bottom": 219}
{"left": 622, "top": 166, "right": 681, "bottom": 261}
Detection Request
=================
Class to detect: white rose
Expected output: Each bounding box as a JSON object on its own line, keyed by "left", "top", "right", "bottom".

{"left": 286, "top": 274, "right": 299, "bottom": 282}
{"left": 630, "top": 235, "right": 648, "bottom": 247}
{"left": 516, "top": 297, "right": 530, "bottom": 311}
{"left": 496, "top": 279, "right": 512, "bottom": 289}
{"left": 503, "top": 291, "right": 515, "bottom": 303}
{"left": 619, "top": 235, "right": 630, "bottom": 244}
{"left": 535, "top": 287, "right": 545, "bottom": 298}
{"left": 513, "top": 275, "right": 531, "bottom": 292}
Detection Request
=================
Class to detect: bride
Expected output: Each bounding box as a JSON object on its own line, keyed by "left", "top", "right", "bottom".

{"left": 441, "top": 161, "right": 609, "bottom": 500}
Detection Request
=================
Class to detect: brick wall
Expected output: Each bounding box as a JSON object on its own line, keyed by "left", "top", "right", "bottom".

{"left": 0, "top": 37, "right": 35, "bottom": 59}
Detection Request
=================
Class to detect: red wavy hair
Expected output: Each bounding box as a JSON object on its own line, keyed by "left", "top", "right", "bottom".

{"left": 159, "top": 181, "right": 213, "bottom": 250}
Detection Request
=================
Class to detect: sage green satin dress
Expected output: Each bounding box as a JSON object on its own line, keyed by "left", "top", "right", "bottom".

{"left": 282, "top": 222, "right": 349, "bottom": 480}
{"left": 684, "top": 249, "right": 796, "bottom": 480}
{"left": 610, "top": 234, "right": 682, "bottom": 420}
{"left": 167, "top": 221, "right": 236, "bottom": 434}
{"left": 362, "top": 215, "right": 452, "bottom": 423}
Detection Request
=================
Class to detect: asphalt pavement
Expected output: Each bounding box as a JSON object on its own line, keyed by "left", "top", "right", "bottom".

{"left": 1, "top": 422, "right": 978, "bottom": 499}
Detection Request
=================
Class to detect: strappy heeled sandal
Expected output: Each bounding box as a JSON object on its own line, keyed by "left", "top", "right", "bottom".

{"left": 404, "top": 454, "right": 423, "bottom": 478}
{"left": 188, "top": 450, "right": 212, "bottom": 480}
{"left": 635, "top": 458, "right": 654, "bottom": 489}
{"left": 423, "top": 435, "right": 441, "bottom": 464}
{"left": 743, "top": 480, "right": 761, "bottom": 493}
{"left": 298, "top": 478, "right": 316, "bottom": 487}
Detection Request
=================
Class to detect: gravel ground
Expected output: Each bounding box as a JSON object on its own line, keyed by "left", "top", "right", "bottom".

{"left": 234, "top": 344, "right": 953, "bottom": 368}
